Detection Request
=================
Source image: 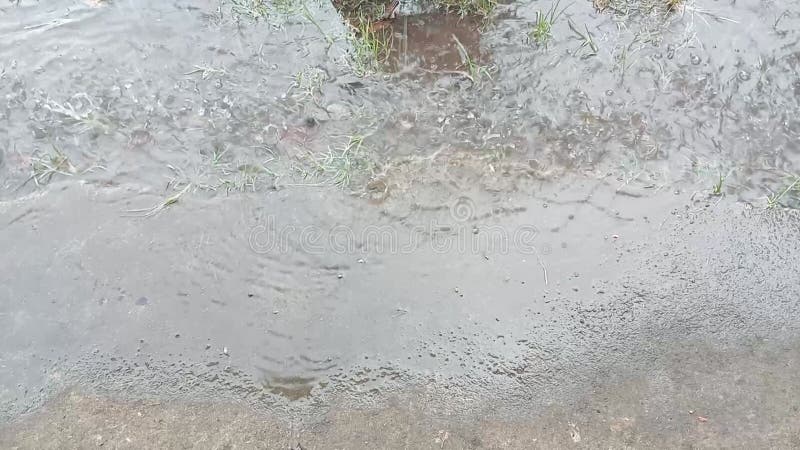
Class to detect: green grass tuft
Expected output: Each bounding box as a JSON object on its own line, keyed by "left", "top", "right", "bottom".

{"left": 288, "top": 66, "right": 328, "bottom": 102}
{"left": 767, "top": 176, "right": 800, "bottom": 209}
{"left": 711, "top": 171, "right": 725, "bottom": 196}
{"left": 434, "top": 0, "right": 497, "bottom": 17}
{"left": 29, "top": 146, "right": 76, "bottom": 186}
{"left": 228, "top": 0, "right": 270, "bottom": 20}
{"left": 530, "top": 0, "right": 567, "bottom": 46}
{"left": 299, "top": 135, "right": 373, "bottom": 188}
{"left": 348, "top": 16, "right": 393, "bottom": 76}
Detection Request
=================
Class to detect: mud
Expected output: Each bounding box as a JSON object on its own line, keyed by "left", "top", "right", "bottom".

{"left": 2, "top": 0, "right": 800, "bottom": 447}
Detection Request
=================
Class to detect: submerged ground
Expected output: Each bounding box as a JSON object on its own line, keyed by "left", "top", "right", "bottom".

{"left": 1, "top": 0, "right": 800, "bottom": 447}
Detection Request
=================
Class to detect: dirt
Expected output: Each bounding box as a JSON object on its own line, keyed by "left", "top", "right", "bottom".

{"left": 4, "top": 337, "right": 800, "bottom": 448}
{"left": 2, "top": 0, "right": 800, "bottom": 447}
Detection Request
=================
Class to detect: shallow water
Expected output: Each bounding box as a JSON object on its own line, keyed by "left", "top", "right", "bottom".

{"left": 2, "top": 0, "right": 800, "bottom": 431}
{"left": 2, "top": 0, "right": 798, "bottom": 202}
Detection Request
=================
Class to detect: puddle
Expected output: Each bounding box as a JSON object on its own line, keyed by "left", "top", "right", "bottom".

{"left": 261, "top": 374, "right": 317, "bottom": 401}
{"left": 2, "top": 0, "right": 800, "bottom": 428}
{"left": 1, "top": 0, "right": 799, "bottom": 204}
{"left": 386, "top": 13, "right": 486, "bottom": 73}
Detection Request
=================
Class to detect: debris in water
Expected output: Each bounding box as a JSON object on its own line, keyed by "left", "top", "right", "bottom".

{"left": 435, "top": 430, "right": 449, "bottom": 448}
{"left": 569, "top": 422, "right": 581, "bottom": 442}
{"left": 123, "top": 183, "right": 192, "bottom": 218}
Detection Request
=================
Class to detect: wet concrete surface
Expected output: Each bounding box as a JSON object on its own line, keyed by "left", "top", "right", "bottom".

{"left": 3, "top": 337, "right": 800, "bottom": 448}
{"left": 2, "top": 0, "right": 800, "bottom": 447}
{"left": 2, "top": 182, "right": 800, "bottom": 446}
